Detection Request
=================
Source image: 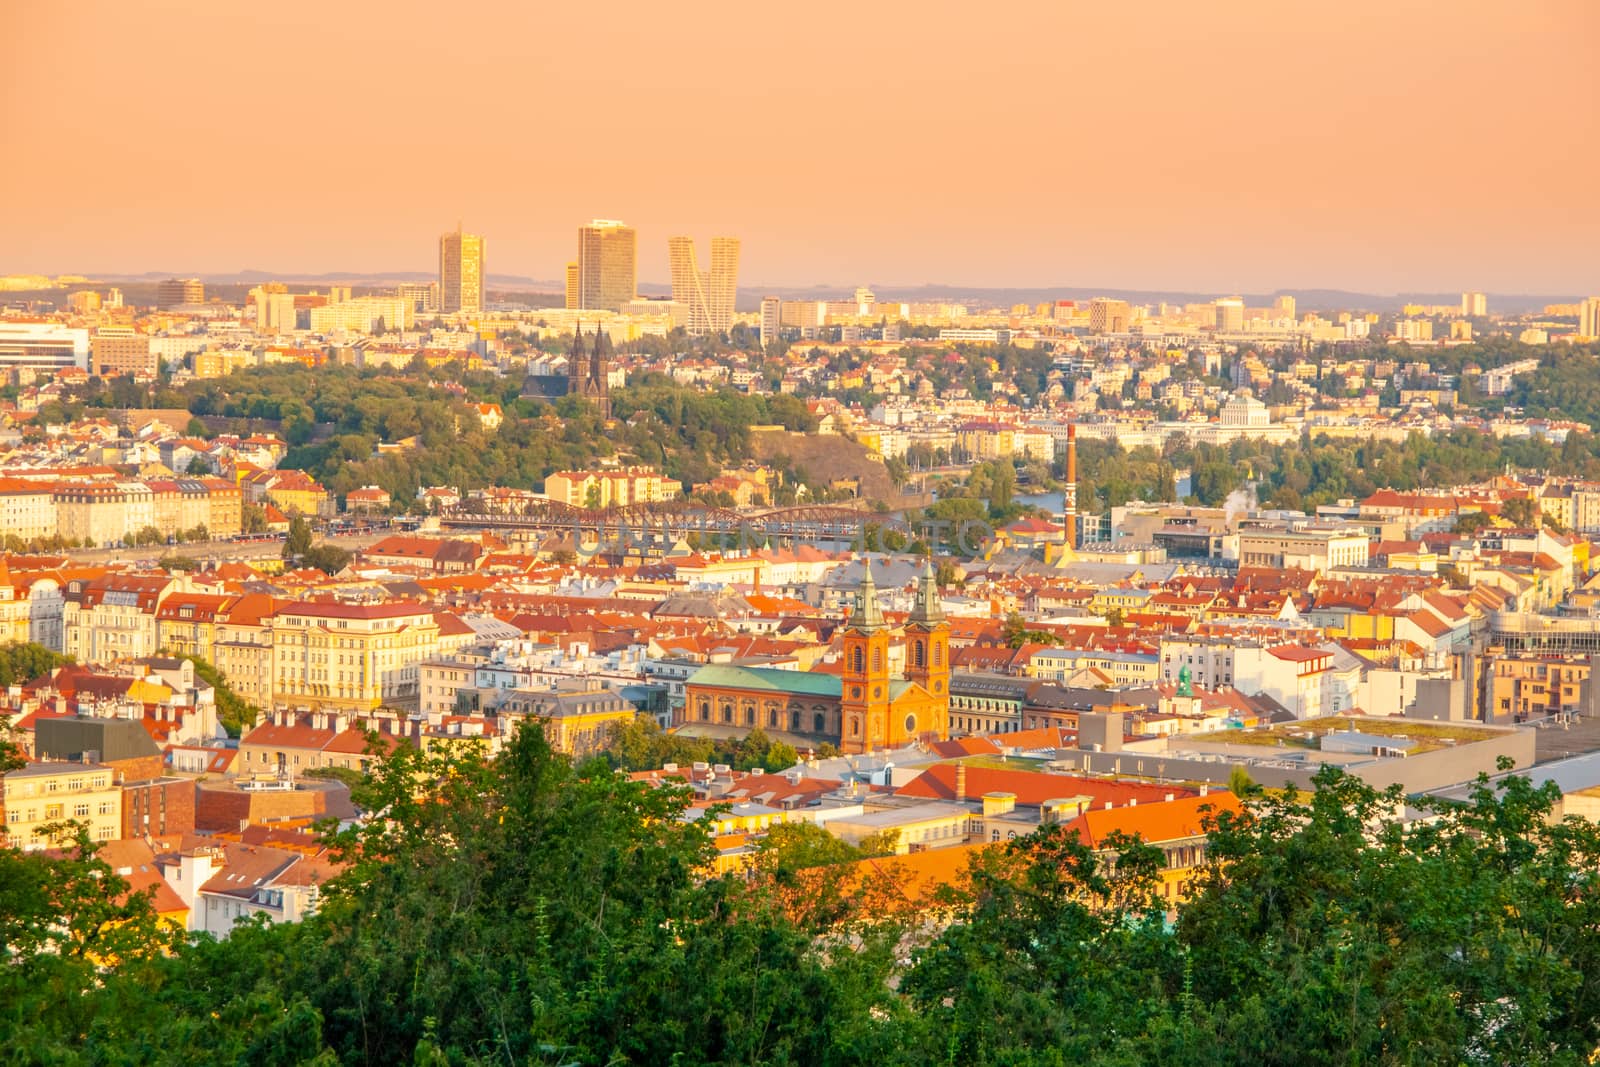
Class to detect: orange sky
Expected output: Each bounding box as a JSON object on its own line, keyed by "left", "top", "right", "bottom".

{"left": 3, "top": 0, "right": 1596, "bottom": 293}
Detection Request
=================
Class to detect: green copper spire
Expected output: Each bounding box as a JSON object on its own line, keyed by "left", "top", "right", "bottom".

{"left": 849, "top": 558, "right": 886, "bottom": 634}
{"left": 907, "top": 559, "right": 945, "bottom": 628}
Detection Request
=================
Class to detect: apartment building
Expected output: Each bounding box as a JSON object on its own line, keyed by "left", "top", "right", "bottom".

{"left": 62, "top": 574, "right": 176, "bottom": 664}
{"left": 2, "top": 762, "right": 122, "bottom": 850}
{"left": 542, "top": 467, "right": 681, "bottom": 508}
{"left": 270, "top": 601, "right": 441, "bottom": 710}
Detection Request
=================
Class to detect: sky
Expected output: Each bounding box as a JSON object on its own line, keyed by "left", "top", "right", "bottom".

{"left": 3, "top": 0, "right": 1597, "bottom": 294}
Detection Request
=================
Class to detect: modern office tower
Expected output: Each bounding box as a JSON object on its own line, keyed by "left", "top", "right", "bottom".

{"left": 760, "top": 295, "right": 781, "bottom": 347}
{"left": 0, "top": 322, "right": 90, "bottom": 373}
{"left": 1461, "top": 291, "right": 1488, "bottom": 317}
{"left": 1579, "top": 297, "right": 1600, "bottom": 340}
{"left": 1087, "top": 298, "right": 1131, "bottom": 334}
{"left": 439, "top": 226, "right": 485, "bottom": 314}
{"left": 667, "top": 235, "right": 740, "bottom": 334}
{"left": 855, "top": 286, "right": 876, "bottom": 315}
{"left": 1214, "top": 297, "right": 1246, "bottom": 332}
{"left": 1273, "top": 294, "right": 1296, "bottom": 320}
{"left": 156, "top": 278, "right": 204, "bottom": 307}
{"left": 251, "top": 283, "right": 297, "bottom": 333}
{"left": 565, "top": 262, "right": 579, "bottom": 310}
{"left": 577, "top": 219, "right": 637, "bottom": 311}
{"left": 395, "top": 282, "right": 439, "bottom": 314}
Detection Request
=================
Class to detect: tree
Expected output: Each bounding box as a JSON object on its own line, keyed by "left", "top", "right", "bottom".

{"left": 241, "top": 502, "right": 269, "bottom": 534}
{"left": 283, "top": 515, "right": 312, "bottom": 560}
{"left": 1502, "top": 495, "right": 1538, "bottom": 528}
{"left": 301, "top": 544, "right": 352, "bottom": 575}
{"left": 185, "top": 456, "right": 211, "bottom": 476}
{"left": 0, "top": 642, "right": 68, "bottom": 688}
{"left": 764, "top": 740, "right": 798, "bottom": 772}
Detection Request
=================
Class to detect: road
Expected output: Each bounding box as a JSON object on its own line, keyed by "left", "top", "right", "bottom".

{"left": 62, "top": 532, "right": 393, "bottom": 567}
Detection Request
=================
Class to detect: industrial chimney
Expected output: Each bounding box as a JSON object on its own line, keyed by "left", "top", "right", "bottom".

{"left": 1064, "top": 423, "right": 1078, "bottom": 548}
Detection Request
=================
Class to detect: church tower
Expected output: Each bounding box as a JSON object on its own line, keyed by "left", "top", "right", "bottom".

{"left": 903, "top": 560, "right": 951, "bottom": 740}
{"left": 840, "top": 560, "right": 892, "bottom": 754}
{"left": 589, "top": 327, "right": 613, "bottom": 420}
{"left": 567, "top": 325, "right": 587, "bottom": 400}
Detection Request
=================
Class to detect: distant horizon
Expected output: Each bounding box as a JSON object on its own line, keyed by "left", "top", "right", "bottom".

{"left": 12, "top": 265, "right": 1593, "bottom": 303}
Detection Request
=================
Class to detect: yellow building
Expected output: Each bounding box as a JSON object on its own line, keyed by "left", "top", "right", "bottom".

{"left": 495, "top": 683, "right": 638, "bottom": 758}
{"left": 269, "top": 601, "right": 440, "bottom": 710}
{"left": 2, "top": 761, "right": 123, "bottom": 850}
{"left": 439, "top": 227, "right": 485, "bottom": 315}
{"left": 542, "top": 466, "right": 681, "bottom": 509}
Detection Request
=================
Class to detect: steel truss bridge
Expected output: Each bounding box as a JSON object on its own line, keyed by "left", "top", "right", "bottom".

{"left": 438, "top": 499, "right": 911, "bottom": 545}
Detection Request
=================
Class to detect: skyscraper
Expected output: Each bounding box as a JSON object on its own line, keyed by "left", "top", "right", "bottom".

{"left": 1579, "top": 297, "right": 1600, "bottom": 341}
{"left": 1461, "top": 291, "right": 1487, "bottom": 317}
{"left": 759, "top": 295, "right": 781, "bottom": 348}
{"left": 577, "top": 220, "right": 636, "bottom": 311}
{"left": 667, "top": 235, "right": 740, "bottom": 334}
{"left": 439, "top": 226, "right": 485, "bottom": 314}
{"left": 1214, "top": 297, "right": 1246, "bottom": 332}
{"left": 564, "top": 262, "right": 579, "bottom": 310}
{"left": 156, "top": 278, "right": 204, "bottom": 308}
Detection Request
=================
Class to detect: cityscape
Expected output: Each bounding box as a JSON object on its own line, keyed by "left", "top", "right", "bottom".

{"left": 4, "top": 2, "right": 1600, "bottom": 1065}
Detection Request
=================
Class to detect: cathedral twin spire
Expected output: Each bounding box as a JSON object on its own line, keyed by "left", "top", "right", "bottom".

{"left": 567, "top": 324, "right": 613, "bottom": 419}
{"left": 847, "top": 558, "right": 944, "bottom": 634}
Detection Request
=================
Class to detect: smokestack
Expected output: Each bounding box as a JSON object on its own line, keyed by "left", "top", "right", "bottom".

{"left": 954, "top": 762, "right": 968, "bottom": 802}
{"left": 1064, "top": 423, "right": 1078, "bottom": 548}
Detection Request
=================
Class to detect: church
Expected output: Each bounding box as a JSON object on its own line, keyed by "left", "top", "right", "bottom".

{"left": 680, "top": 561, "right": 951, "bottom": 754}
{"left": 521, "top": 325, "right": 612, "bottom": 419}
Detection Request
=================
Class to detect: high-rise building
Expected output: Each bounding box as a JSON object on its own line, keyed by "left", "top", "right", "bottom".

{"left": 1214, "top": 297, "right": 1246, "bottom": 332}
{"left": 760, "top": 296, "right": 781, "bottom": 348}
{"left": 156, "top": 278, "right": 204, "bottom": 308}
{"left": 91, "top": 326, "right": 155, "bottom": 376}
{"left": 1579, "top": 297, "right": 1600, "bottom": 341}
{"left": 1087, "top": 298, "right": 1131, "bottom": 334}
{"left": 1273, "top": 294, "right": 1296, "bottom": 320}
{"left": 1461, "top": 291, "right": 1488, "bottom": 317}
{"left": 668, "top": 235, "right": 740, "bottom": 334}
{"left": 577, "top": 220, "right": 637, "bottom": 312}
{"left": 68, "top": 290, "right": 102, "bottom": 314}
{"left": 251, "top": 283, "right": 297, "bottom": 333}
{"left": 395, "top": 282, "right": 439, "bottom": 314}
{"left": 439, "top": 226, "right": 485, "bottom": 314}
{"left": 564, "top": 262, "right": 579, "bottom": 310}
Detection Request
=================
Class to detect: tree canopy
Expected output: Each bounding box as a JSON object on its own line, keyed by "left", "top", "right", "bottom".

{"left": 6, "top": 710, "right": 1600, "bottom": 1065}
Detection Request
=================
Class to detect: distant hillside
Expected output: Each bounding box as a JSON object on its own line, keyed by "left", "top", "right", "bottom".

{"left": 748, "top": 430, "right": 901, "bottom": 505}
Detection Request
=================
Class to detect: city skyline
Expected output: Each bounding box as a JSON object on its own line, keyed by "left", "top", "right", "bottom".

{"left": 4, "top": 2, "right": 1597, "bottom": 292}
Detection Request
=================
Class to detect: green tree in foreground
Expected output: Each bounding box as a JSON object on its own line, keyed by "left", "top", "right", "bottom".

{"left": 7, "top": 740, "right": 1600, "bottom": 1064}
